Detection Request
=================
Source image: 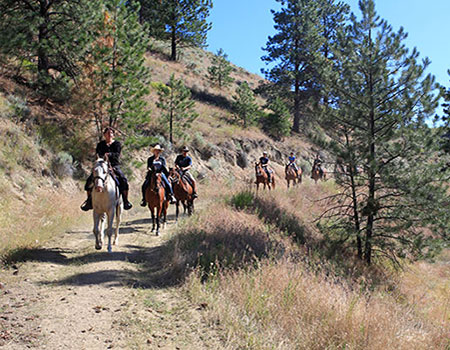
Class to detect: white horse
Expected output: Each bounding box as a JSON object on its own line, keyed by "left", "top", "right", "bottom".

{"left": 91, "top": 158, "right": 122, "bottom": 252}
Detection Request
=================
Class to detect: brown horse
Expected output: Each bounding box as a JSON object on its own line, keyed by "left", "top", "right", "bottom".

{"left": 145, "top": 171, "right": 169, "bottom": 235}
{"left": 255, "top": 162, "right": 275, "bottom": 191}
{"left": 285, "top": 164, "right": 302, "bottom": 188}
{"left": 311, "top": 165, "right": 326, "bottom": 184}
{"left": 168, "top": 168, "right": 195, "bottom": 221}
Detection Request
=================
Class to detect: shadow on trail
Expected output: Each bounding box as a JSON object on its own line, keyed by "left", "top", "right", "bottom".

{"left": 38, "top": 243, "right": 183, "bottom": 289}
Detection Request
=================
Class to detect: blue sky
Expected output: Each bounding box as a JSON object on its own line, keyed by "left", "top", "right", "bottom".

{"left": 207, "top": 0, "right": 450, "bottom": 114}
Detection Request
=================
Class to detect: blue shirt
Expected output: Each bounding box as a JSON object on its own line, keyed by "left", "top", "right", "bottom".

{"left": 288, "top": 156, "right": 296, "bottom": 163}
{"left": 259, "top": 156, "right": 269, "bottom": 165}
{"left": 175, "top": 154, "right": 192, "bottom": 168}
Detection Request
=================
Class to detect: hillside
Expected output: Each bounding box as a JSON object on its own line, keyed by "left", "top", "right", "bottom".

{"left": 0, "top": 45, "right": 449, "bottom": 350}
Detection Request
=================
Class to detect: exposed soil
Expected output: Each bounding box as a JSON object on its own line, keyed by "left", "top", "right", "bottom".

{"left": 0, "top": 208, "right": 225, "bottom": 349}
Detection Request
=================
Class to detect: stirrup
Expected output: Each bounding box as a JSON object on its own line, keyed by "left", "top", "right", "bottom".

{"left": 192, "top": 193, "right": 198, "bottom": 199}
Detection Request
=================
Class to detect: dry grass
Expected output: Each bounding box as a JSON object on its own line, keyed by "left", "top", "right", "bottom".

{"left": 0, "top": 187, "right": 87, "bottom": 263}
{"left": 186, "top": 258, "right": 449, "bottom": 350}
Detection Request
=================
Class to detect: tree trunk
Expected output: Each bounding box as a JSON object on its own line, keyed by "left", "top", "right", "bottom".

{"left": 292, "top": 38, "right": 301, "bottom": 133}
{"left": 170, "top": 25, "right": 177, "bottom": 61}
{"left": 37, "top": 0, "right": 50, "bottom": 76}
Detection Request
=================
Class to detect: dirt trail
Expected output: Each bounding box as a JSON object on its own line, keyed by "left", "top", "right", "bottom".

{"left": 0, "top": 207, "right": 225, "bottom": 350}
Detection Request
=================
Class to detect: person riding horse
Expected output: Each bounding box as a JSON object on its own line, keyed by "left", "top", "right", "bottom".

{"left": 174, "top": 146, "right": 198, "bottom": 198}
{"left": 311, "top": 154, "right": 324, "bottom": 178}
{"left": 140, "top": 144, "right": 176, "bottom": 207}
{"left": 286, "top": 152, "right": 300, "bottom": 178}
{"left": 258, "top": 151, "right": 273, "bottom": 183}
{"left": 81, "top": 127, "right": 132, "bottom": 211}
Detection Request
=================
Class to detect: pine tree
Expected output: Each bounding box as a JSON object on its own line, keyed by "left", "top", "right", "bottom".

{"left": 232, "top": 82, "right": 259, "bottom": 128}
{"left": 208, "top": 48, "right": 234, "bottom": 88}
{"left": 82, "top": 0, "right": 150, "bottom": 144}
{"left": 262, "top": 97, "right": 291, "bottom": 140}
{"left": 319, "top": 0, "right": 450, "bottom": 265}
{"left": 0, "top": 0, "right": 101, "bottom": 99}
{"left": 262, "top": 0, "right": 348, "bottom": 132}
{"left": 138, "top": 0, "right": 212, "bottom": 61}
{"left": 156, "top": 74, "right": 198, "bottom": 144}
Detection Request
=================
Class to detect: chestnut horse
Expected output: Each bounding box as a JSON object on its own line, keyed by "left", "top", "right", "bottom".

{"left": 255, "top": 162, "right": 275, "bottom": 191}
{"left": 169, "top": 168, "right": 195, "bottom": 220}
{"left": 145, "top": 171, "right": 169, "bottom": 235}
{"left": 311, "top": 165, "right": 326, "bottom": 184}
{"left": 285, "top": 164, "right": 302, "bottom": 188}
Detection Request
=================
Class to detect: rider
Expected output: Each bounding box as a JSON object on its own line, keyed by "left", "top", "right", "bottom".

{"left": 174, "top": 146, "right": 198, "bottom": 198}
{"left": 312, "top": 153, "right": 324, "bottom": 178}
{"left": 258, "top": 151, "right": 273, "bottom": 183}
{"left": 286, "top": 152, "right": 299, "bottom": 178}
{"left": 81, "top": 127, "right": 132, "bottom": 211}
{"left": 140, "top": 144, "right": 176, "bottom": 206}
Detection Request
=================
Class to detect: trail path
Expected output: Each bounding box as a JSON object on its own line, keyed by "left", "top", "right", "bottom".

{"left": 0, "top": 207, "right": 224, "bottom": 350}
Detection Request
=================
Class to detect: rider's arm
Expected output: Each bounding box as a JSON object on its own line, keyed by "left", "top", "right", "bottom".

{"left": 147, "top": 156, "right": 154, "bottom": 171}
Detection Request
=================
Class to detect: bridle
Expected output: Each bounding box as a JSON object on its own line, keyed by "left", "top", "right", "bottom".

{"left": 93, "top": 161, "right": 109, "bottom": 190}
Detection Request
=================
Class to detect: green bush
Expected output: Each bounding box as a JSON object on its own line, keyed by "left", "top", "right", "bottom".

{"left": 230, "top": 190, "right": 255, "bottom": 210}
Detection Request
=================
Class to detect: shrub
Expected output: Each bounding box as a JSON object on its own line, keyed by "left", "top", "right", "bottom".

{"left": 51, "top": 152, "right": 74, "bottom": 178}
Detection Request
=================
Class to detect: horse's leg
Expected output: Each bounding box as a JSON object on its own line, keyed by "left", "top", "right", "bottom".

{"left": 151, "top": 207, "right": 155, "bottom": 232}
{"left": 155, "top": 205, "right": 160, "bottom": 236}
{"left": 106, "top": 209, "right": 114, "bottom": 253}
{"left": 93, "top": 212, "right": 102, "bottom": 250}
{"left": 113, "top": 203, "right": 121, "bottom": 246}
{"left": 175, "top": 200, "right": 179, "bottom": 222}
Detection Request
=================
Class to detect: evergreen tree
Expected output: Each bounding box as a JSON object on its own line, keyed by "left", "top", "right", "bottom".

{"left": 0, "top": 0, "right": 101, "bottom": 99}
{"left": 207, "top": 48, "right": 234, "bottom": 88}
{"left": 156, "top": 74, "right": 198, "bottom": 143}
{"left": 262, "top": 97, "right": 291, "bottom": 140}
{"left": 319, "top": 0, "right": 449, "bottom": 265}
{"left": 81, "top": 0, "right": 150, "bottom": 144}
{"left": 138, "top": 0, "right": 212, "bottom": 61}
{"left": 262, "top": 0, "right": 348, "bottom": 132}
{"left": 232, "top": 82, "right": 259, "bottom": 128}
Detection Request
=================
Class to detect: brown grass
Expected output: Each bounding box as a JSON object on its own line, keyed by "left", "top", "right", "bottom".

{"left": 186, "top": 258, "right": 449, "bottom": 350}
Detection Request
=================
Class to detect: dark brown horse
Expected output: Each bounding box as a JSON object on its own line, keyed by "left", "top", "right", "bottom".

{"left": 169, "top": 168, "right": 195, "bottom": 220}
{"left": 255, "top": 162, "right": 275, "bottom": 191}
{"left": 145, "top": 171, "right": 169, "bottom": 235}
{"left": 285, "top": 164, "right": 302, "bottom": 188}
{"left": 311, "top": 165, "right": 326, "bottom": 184}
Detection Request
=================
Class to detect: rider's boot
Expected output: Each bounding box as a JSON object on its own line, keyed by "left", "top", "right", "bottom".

{"left": 122, "top": 190, "right": 133, "bottom": 210}
{"left": 80, "top": 191, "right": 93, "bottom": 211}
{"left": 141, "top": 185, "right": 147, "bottom": 207}
{"left": 192, "top": 180, "right": 198, "bottom": 198}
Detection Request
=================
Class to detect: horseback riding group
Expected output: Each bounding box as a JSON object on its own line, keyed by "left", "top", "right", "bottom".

{"left": 255, "top": 151, "right": 325, "bottom": 189}
{"left": 82, "top": 127, "right": 325, "bottom": 251}
{"left": 81, "top": 127, "right": 197, "bottom": 244}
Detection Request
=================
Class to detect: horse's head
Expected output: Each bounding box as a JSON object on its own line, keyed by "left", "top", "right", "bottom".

{"left": 93, "top": 158, "right": 109, "bottom": 192}
{"left": 168, "top": 167, "right": 180, "bottom": 183}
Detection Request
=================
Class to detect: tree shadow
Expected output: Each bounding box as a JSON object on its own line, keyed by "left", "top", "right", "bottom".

{"left": 190, "top": 88, "right": 233, "bottom": 112}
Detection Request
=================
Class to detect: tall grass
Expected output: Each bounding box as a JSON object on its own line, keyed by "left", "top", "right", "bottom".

{"left": 0, "top": 188, "right": 87, "bottom": 263}
{"left": 186, "top": 259, "right": 449, "bottom": 350}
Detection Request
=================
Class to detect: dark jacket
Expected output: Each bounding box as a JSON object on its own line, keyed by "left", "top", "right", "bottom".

{"left": 147, "top": 155, "right": 169, "bottom": 176}
{"left": 96, "top": 140, "right": 121, "bottom": 167}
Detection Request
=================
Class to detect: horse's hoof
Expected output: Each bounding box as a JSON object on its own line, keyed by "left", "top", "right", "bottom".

{"left": 95, "top": 246, "right": 102, "bottom": 250}
{"left": 107, "top": 246, "right": 112, "bottom": 253}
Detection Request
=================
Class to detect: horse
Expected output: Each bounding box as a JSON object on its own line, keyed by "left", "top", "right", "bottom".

{"left": 285, "top": 164, "right": 302, "bottom": 188}
{"left": 145, "top": 170, "right": 169, "bottom": 235}
{"left": 311, "top": 165, "right": 326, "bottom": 184}
{"left": 255, "top": 162, "right": 275, "bottom": 191}
{"left": 91, "top": 158, "right": 122, "bottom": 252}
{"left": 169, "top": 167, "right": 195, "bottom": 221}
